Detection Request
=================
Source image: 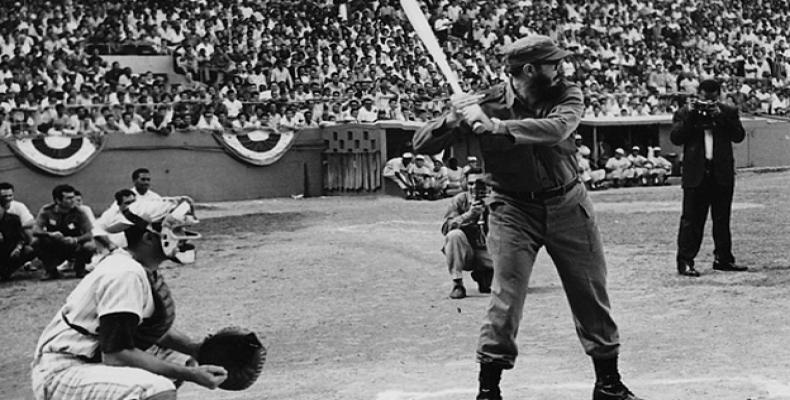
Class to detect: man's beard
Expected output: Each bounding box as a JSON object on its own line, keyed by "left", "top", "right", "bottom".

{"left": 527, "top": 73, "right": 563, "bottom": 101}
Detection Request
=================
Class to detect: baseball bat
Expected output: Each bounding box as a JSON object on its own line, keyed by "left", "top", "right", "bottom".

{"left": 399, "top": 0, "right": 483, "bottom": 130}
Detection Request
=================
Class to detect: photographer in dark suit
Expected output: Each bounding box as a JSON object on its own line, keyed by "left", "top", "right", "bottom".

{"left": 670, "top": 79, "right": 746, "bottom": 277}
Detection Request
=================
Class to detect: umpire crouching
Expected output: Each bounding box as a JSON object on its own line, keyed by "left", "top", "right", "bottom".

{"left": 413, "top": 35, "right": 643, "bottom": 400}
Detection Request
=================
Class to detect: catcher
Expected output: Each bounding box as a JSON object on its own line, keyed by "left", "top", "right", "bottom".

{"left": 31, "top": 198, "right": 265, "bottom": 400}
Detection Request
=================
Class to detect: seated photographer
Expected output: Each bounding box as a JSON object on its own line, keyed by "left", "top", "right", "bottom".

{"left": 33, "top": 184, "right": 95, "bottom": 280}
{"left": 647, "top": 147, "right": 673, "bottom": 185}
{"left": 441, "top": 169, "right": 493, "bottom": 299}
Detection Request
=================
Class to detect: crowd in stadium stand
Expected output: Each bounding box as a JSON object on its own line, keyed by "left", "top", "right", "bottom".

{"left": 2, "top": 0, "right": 790, "bottom": 138}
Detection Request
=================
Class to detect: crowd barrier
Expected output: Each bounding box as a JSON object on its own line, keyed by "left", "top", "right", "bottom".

{"left": 3, "top": 117, "right": 789, "bottom": 206}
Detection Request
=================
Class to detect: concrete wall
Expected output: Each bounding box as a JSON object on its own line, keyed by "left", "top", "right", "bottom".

{"left": 101, "top": 55, "right": 187, "bottom": 85}
{"left": 0, "top": 131, "right": 324, "bottom": 209}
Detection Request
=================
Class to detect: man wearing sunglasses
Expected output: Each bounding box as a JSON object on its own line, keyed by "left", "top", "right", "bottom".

{"left": 414, "top": 35, "right": 643, "bottom": 400}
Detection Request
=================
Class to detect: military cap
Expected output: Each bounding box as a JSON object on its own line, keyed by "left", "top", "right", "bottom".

{"left": 502, "top": 35, "right": 570, "bottom": 67}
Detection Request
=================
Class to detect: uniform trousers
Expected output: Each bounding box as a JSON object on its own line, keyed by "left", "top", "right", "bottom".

{"left": 32, "top": 346, "right": 192, "bottom": 400}
{"left": 477, "top": 184, "right": 620, "bottom": 368}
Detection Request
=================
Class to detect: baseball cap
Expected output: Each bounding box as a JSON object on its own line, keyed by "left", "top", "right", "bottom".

{"left": 415, "top": 155, "right": 426, "bottom": 161}
{"left": 501, "top": 35, "right": 571, "bottom": 67}
{"left": 402, "top": 152, "right": 414, "bottom": 158}
{"left": 632, "top": 146, "right": 640, "bottom": 151}
{"left": 615, "top": 148, "right": 625, "bottom": 155}
{"left": 574, "top": 134, "right": 582, "bottom": 140}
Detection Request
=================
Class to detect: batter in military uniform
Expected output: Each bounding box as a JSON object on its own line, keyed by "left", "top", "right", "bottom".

{"left": 413, "top": 35, "right": 643, "bottom": 400}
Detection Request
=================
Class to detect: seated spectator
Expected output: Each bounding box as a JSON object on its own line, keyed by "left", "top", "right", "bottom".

{"left": 144, "top": 111, "right": 173, "bottom": 136}
{"left": 627, "top": 146, "right": 650, "bottom": 185}
{"left": 93, "top": 189, "right": 137, "bottom": 252}
{"left": 408, "top": 154, "right": 442, "bottom": 200}
{"left": 196, "top": 108, "right": 223, "bottom": 131}
{"left": 0, "top": 109, "right": 11, "bottom": 138}
{"left": 647, "top": 147, "right": 673, "bottom": 186}
{"left": 222, "top": 90, "right": 243, "bottom": 119}
{"left": 383, "top": 152, "right": 416, "bottom": 199}
{"left": 442, "top": 157, "right": 466, "bottom": 197}
{"left": 33, "top": 184, "right": 95, "bottom": 280}
{"left": 131, "top": 168, "right": 161, "bottom": 200}
{"left": 0, "top": 182, "right": 35, "bottom": 238}
{"left": 605, "top": 148, "right": 634, "bottom": 188}
{"left": 118, "top": 112, "right": 143, "bottom": 134}
{"left": 277, "top": 107, "right": 300, "bottom": 132}
{"left": 357, "top": 96, "right": 379, "bottom": 122}
{"left": 575, "top": 135, "right": 605, "bottom": 190}
{"left": 0, "top": 201, "right": 35, "bottom": 280}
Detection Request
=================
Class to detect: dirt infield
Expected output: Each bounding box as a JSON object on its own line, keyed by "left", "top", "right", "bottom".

{"left": 2, "top": 171, "right": 790, "bottom": 400}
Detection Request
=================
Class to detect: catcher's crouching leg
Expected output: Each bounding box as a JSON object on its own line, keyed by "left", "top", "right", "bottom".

{"left": 197, "top": 327, "right": 266, "bottom": 391}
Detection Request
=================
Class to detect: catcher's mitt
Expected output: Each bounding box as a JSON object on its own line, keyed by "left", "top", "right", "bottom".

{"left": 197, "top": 327, "right": 266, "bottom": 390}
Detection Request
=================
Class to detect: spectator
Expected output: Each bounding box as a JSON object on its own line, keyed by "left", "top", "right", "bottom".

{"left": 383, "top": 152, "right": 416, "bottom": 198}
{"left": 605, "top": 148, "right": 634, "bottom": 188}
{"left": 118, "top": 112, "right": 143, "bottom": 134}
{"left": 196, "top": 108, "right": 223, "bottom": 131}
{"left": 33, "top": 184, "right": 95, "bottom": 280}
{"left": 144, "top": 111, "right": 174, "bottom": 136}
{"left": 0, "top": 200, "right": 35, "bottom": 280}
{"left": 647, "top": 147, "right": 673, "bottom": 186}
{"left": 627, "top": 146, "right": 650, "bottom": 185}
{"left": 131, "top": 168, "right": 161, "bottom": 201}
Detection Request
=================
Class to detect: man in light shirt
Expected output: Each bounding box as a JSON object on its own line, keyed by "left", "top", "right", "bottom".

{"left": 605, "top": 148, "right": 634, "bottom": 187}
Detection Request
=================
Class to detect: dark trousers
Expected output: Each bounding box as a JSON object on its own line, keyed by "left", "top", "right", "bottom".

{"left": 0, "top": 245, "right": 35, "bottom": 279}
{"left": 33, "top": 238, "right": 94, "bottom": 274}
{"left": 677, "top": 170, "right": 735, "bottom": 265}
{"left": 477, "top": 184, "right": 619, "bottom": 368}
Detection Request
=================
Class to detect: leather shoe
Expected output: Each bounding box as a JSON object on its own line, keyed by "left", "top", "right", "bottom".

{"left": 713, "top": 261, "right": 747, "bottom": 272}
{"left": 593, "top": 379, "right": 643, "bottom": 400}
{"left": 449, "top": 285, "right": 466, "bottom": 299}
{"left": 677, "top": 260, "right": 700, "bottom": 277}
{"left": 476, "top": 388, "right": 502, "bottom": 400}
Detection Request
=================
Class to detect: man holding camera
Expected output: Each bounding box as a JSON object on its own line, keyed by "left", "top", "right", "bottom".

{"left": 441, "top": 169, "right": 493, "bottom": 299}
{"left": 671, "top": 79, "right": 746, "bottom": 277}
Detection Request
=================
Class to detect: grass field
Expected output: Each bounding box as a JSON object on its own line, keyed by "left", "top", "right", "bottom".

{"left": 2, "top": 170, "right": 790, "bottom": 400}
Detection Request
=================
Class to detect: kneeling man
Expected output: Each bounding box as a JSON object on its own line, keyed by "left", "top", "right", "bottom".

{"left": 442, "top": 169, "right": 493, "bottom": 299}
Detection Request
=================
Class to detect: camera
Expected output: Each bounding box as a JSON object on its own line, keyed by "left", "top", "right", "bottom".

{"left": 472, "top": 179, "right": 488, "bottom": 202}
{"left": 689, "top": 99, "right": 719, "bottom": 119}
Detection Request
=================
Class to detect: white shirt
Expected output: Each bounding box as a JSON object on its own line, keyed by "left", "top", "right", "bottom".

{"left": 222, "top": 99, "right": 243, "bottom": 118}
{"left": 6, "top": 200, "right": 35, "bottom": 227}
{"left": 33, "top": 249, "right": 155, "bottom": 360}
{"left": 132, "top": 187, "right": 161, "bottom": 201}
{"left": 704, "top": 130, "right": 713, "bottom": 160}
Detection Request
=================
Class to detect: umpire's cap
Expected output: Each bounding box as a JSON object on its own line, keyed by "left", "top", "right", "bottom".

{"left": 502, "top": 35, "right": 571, "bottom": 68}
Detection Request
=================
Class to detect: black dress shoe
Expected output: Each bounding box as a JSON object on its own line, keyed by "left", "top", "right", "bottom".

{"left": 476, "top": 388, "right": 502, "bottom": 400}
{"left": 593, "top": 379, "right": 643, "bottom": 400}
{"left": 677, "top": 260, "right": 700, "bottom": 277}
{"left": 713, "top": 262, "right": 747, "bottom": 272}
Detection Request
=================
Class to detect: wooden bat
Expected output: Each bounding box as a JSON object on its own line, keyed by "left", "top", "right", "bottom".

{"left": 399, "top": 0, "right": 484, "bottom": 130}
{"left": 399, "top": 0, "right": 463, "bottom": 94}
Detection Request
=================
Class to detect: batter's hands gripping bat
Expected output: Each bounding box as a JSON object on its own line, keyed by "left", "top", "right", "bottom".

{"left": 399, "top": 0, "right": 486, "bottom": 131}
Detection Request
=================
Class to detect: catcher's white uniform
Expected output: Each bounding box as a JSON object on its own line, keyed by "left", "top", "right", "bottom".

{"left": 31, "top": 249, "right": 187, "bottom": 400}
